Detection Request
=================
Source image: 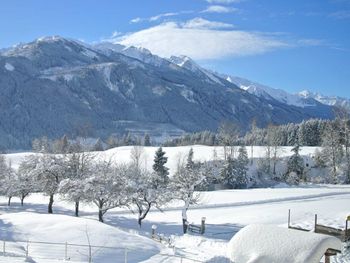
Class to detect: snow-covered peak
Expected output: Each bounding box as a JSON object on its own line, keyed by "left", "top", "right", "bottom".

{"left": 298, "top": 90, "right": 350, "bottom": 110}
{"left": 169, "top": 55, "right": 211, "bottom": 76}
{"left": 225, "top": 75, "right": 316, "bottom": 108}
{"left": 169, "top": 55, "right": 225, "bottom": 85}
{"left": 170, "top": 55, "right": 196, "bottom": 70}
{"left": 298, "top": 90, "right": 312, "bottom": 98}
{"left": 94, "top": 42, "right": 126, "bottom": 54}
{"left": 36, "top": 35, "right": 66, "bottom": 43}
{"left": 5, "top": 36, "right": 93, "bottom": 56}
{"left": 95, "top": 42, "right": 166, "bottom": 67}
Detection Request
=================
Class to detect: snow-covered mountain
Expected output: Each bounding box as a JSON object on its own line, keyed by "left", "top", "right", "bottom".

{"left": 223, "top": 75, "right": 319, "bottom": 108}
{"left": 0, "top": 36, "right": 334, "bottom": 149}
{"left": 298, "top": 90, "right": 350, "bottom": 110}
{"left": 219, "top": 73, "right": 350, "bottom": 112}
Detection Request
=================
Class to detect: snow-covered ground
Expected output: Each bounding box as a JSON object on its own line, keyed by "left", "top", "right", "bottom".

{"left": 0, "top": 185, "right": 349, "bottom": 262}
{"left": 5, "top": 145, "right": 318, "bottom": 173}
{"left": 1, "top": 146, "right": 349, "bottom": 262}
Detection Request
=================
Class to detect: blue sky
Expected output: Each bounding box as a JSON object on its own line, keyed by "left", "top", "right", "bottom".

{"left": 1, "top": 0, "right": 349, "bottom": 97}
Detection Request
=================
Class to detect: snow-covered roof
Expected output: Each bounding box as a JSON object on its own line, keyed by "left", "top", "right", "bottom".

{"left": 227, "top": 224, "right": 342, "bottom": 263}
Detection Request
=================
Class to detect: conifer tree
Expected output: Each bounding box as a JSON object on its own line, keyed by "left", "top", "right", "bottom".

{"left": 235, "top": 146, "right": 249, "bottom": 188}
{"left": 152, "top": 147, "right": 169, "bottom": 185}
{"left": 286, "top": 144, "right": 304, "bottom": 184}
{"left": 143, "top": 134, "right": 151, "bottom": 146}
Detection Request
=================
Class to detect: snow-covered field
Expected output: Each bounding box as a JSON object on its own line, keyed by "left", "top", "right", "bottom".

{"left": 5, "top": 145, "right": 318, "bottom": 173}
{"left": 1, "top": 146, "right": 349, "bottom": 262}
{"left": 1, "top": 186, "right": 349, "bottom": 262}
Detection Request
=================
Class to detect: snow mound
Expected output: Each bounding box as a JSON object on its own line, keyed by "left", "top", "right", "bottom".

{"left": 0, "top": 212, "right": 160, "bottom": 262}
{"left": 4, "top": 62, "right": 15, "bottom": 71}
{"left": 227, "top": 224, "right": 341, "bottom": 263}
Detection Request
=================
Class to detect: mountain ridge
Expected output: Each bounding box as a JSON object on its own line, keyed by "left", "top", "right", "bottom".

{"left": 0, "top": 36, "right": 335, "bottom": 149}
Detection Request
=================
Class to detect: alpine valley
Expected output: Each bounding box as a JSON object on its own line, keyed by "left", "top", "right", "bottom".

{"left": 0, "top": 36, "right": 344, "bottom": 149}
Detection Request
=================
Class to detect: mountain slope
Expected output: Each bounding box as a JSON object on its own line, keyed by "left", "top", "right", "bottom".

{"left": 298, "top": 90, "right": 350, "bottom": 110}
{"left": 222, "top": 75, "right": 317, "bottom": 108}
{"left": 0, "top": 37, "right": 334, "bottom": 149}
{"left": 218, "top": 72, "right": 350, "bottom": 112}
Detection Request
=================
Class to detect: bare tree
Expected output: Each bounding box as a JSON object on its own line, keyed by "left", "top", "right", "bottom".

{"left": 29, "top": 153, "right": 66, "bottom": 213}
{"left": 171, "top": 150, "right": 203, "bottom": 234}
{"left": 321, "top": 122, "right": 343, "bottom": 183}
{"left": 218, "top": 121, "right": 240, "bottom": 160}
{"left": 59, "top": 144, "right": 95, "bottom": 217}
{"left": 334, "top": 106, "right": 350, "bottom": 183}
{"left": 127, "top": 148, "right": 171, "bottom": 227}
{"left": 266, "top": 124, "right": 282, "bottom": 178}
{"left": 250, "top": 119, "right": 258, "bottom": 165}
{"left": 84, "top": 159, "right": 127, "bottom": 222}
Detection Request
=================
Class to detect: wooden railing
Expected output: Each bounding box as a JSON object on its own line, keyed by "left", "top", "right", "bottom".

{"left": 288, "top": 209, "right": 350, "bottom": 242}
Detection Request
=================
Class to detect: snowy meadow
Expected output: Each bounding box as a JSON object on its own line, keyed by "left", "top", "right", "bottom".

{"left": 0, "top": 145, "right": 349, "bottom": 262}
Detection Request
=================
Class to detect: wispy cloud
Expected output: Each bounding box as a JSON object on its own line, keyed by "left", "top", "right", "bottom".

{"left": 130, "top": 17, "right": 142, "bottom": 24}
{"left": 183, "top": 17, "right": 234, "bottom": 29}
{"left": 297, "top": 39, "right": 326, "bottom": 46}
{"left": 296, "top": 38, "right": 346, "bottom": 52}
{"left": 110, "top": 21, "right": 289, "bottom": 60}
{"left": 130, "top": 10, "right": 193, "bottom": 24}
{"left": 149, "top": 12, "right": 181, "bottom": 22}
{"left": 201, "top": 5, "right": 238, "bottom": 13}
{"left": 110, "top": 31, "right": 122, "bottom": 38}
{"left": 329, "top": 10, "right": 350, "bottom": 19}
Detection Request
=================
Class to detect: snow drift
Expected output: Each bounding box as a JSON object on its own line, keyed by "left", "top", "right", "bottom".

{"left": 227, "top": 224, "right": 341, "bottom": 263}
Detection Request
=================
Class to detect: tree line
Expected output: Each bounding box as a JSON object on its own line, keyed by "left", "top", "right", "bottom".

{"left": 164, "top": 118, "right": 329, "bottom": 147}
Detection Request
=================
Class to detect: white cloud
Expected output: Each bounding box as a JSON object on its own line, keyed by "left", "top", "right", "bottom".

{"left": 206, "top": 0, "right": 242, "bottom": 3}
{"left": 183, "top": 17, "right": 234, "bottom": 29}
{"left": 110, "top": 31, "right": 121, "bottom": 38}
{"left": 130, "top": 17, "right": 142, "bottom": 24}
{"left": 297, "top": 39, "right": 326, "bottom": 46}
{"left": 150, "top": 12, "right": 180, "bottom": 21}
{"left": 130, "top": 11, "right": 193, "bottom": 24}
{"left": 202, "top": 5, "right": 238, "bottom": 13}
{"left": 112, "top": 21, "right": 289, "bottom": 60}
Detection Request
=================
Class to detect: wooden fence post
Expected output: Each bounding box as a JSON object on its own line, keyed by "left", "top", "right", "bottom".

{"left": 151, "top": 225, "right": 157, "bottom": 238}
{"left": 288, "top": 209, "right": 291, "bottom": 228}
{"left": 88, "top": 244, "right": 92, "bottom": 263}
{"left": 26, "top": 241, "right": 29, "bottom": 258}
{"left": 314, "top": 214, "right": 318, "bottom": 232}
{"left": 324, "top": 253, "right": 330, "bottom": 263}
{"left": 65, "top": 242, "right": 68, "bottom": 260}
{"left": 201, "top": 217, "right": 206, "bottom": 234}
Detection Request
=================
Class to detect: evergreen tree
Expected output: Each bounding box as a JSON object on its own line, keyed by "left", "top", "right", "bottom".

{"left": 93, "top": 138, "right": 104, "bottom": 151}
{"left": 186, "top": 148, "right": 195, "bottom": 171}
{"left": 152, "top": 147, "right": 169, "bottom": 185}
{"left": 106, "top": 135, "right": 118, "bottom": 149}
{"left": 123, "top": 132, "right": 133, "bottom": 146}
{"left": 235, "top": 146, "right": 249, "bottom": 188}
{"left": 286, "top": 144, "right": 304, "bottom": 184}
{"left": 144, "top": 134, "right": 151, "bottom": 146}
{"left": 220, "top": 156, "right": 236, "bottom": 188}
{"left": 60, "top": 134, "right": 69, "bottom": 153}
